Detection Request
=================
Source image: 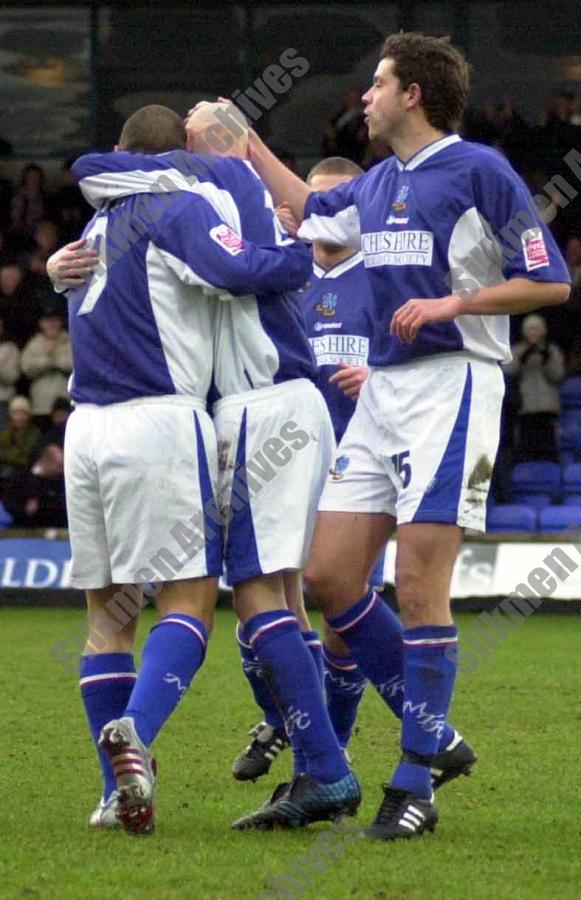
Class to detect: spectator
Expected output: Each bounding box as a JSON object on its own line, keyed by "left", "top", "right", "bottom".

{"left": 322, "top": 87, "right": 367, "bottom": 164}
{"left": 462, "top": 102, "right": 500, "bottom": 146}
{"left": 0, "top": 316, "right": 20, "bottom": 427}
{"left": 3, "top": 443, "right": 67, "bottom": 528}
{"left": 34, "top": 220, "right": 59, "bottom": 258}
{"left": 504, "top": 314, "right": 566, "bottom": 462}
{"left": 0, "top": 395, "right": 42, "bottom": 489}
{"left": 0, "top": 262, "right": 45, "bottom": 347}
{"left": 0, "top": 262, "right": 24, "bottom": 323}
{"left": 495, "top": 97, "right": 530, "bottom": 172}
{"left": 51, "top": 159, "right": 92, "bottom": 243}
{"left": 20, "top": 308, "right": 72, "bottom": 425}
{"left": 10, "top": 164, "right": 47, "bottom": 240}
{"left": 39, "top": 397, "right": 72, "bottom": 451}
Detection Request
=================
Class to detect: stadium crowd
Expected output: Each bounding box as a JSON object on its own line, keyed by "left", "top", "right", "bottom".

{"left": 0, "top": 89, "right": 579, "bottom": 531}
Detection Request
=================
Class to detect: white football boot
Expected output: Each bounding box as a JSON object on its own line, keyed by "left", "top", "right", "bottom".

{"left": 99, "top": 717, "right": 157, "bottom": 836}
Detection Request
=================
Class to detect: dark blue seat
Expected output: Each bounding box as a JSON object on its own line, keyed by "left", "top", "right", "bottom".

{"left": 487, "top": 504, "right": 537, "bottom": 532}
{"left": 510, "top": 492, "right": 552, "bottom": 509}
{"left": 0, "top": 502, "right": 12, "bottom": 529}
{"left": 510, "top": 462, "right": 561, "bottom": 500}
{"left": 564, "top": 494, "right": 581, "bottom": 506}
{"left": 561, "top": 377, "right": 581, "bottom": 410}
{"left": 563, "top": 463, "right": 581, "bottom": 494}
{"left": 559, "top": 422, "right": 581, "bottom": 454}
{"left": 538, "top": 506, "right": 581, "bottom": 533}
{"left": 560, "top": 409, "right": 581, "bottom": 431}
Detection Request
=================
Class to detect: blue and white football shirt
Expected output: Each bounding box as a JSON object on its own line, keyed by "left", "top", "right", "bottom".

{"left": 299, "top": 135, "right": 571, "bottom": 367}
{"left": 302, "top": 251, "right": 375, "bottom": 442}
{"left": 66, "top": 181, "right": 312, "bottom": 405}
{"left": 74, "top": 150, "right": 317, "bottom": 398}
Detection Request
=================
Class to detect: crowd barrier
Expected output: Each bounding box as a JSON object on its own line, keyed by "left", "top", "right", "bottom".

{"left": 0, "top": 533, "right": 579, "bottom": 612}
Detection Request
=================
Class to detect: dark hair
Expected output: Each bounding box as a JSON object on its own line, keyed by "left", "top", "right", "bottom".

{"left": 118, "top": 105, "right": 186, "bottom": 154}
{"left": 307, "top": 156, "right": 364, "bottom": 184}
{"left": 19, "top": 163, "right": 44, "bottom": 189}
{"left": 381, "top": 32, "right": 470, "bottom": 132}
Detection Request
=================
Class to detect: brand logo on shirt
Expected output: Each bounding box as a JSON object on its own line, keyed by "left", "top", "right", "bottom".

{"left": 313, "top": 321, "right": 342, "bottom": 332}
{"left": 361, "top": 230, "right": 434, "bottom": 268}
{"left": 386, "top": 214, "right": 410, "bottom": 225}
{"left": 315, "top": 292, "right": 338, "bottom": 317}
{"left": 391, "top": 183, "right": 409, "bottom": 212}
{"left": 209, "top": 223, "right": 245, "bottom": 256}
{"left": 521, "top": 227, "right": 549, "bottom": 272}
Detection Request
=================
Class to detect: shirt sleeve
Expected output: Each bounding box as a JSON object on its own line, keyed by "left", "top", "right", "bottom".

{"left": 298, "top": 178, "right": 362, "bottom": 248}
{"left": 473, "top": 154, "right": 571, "bottom": 284}
{"left": 149, "top": 191, "right": 313, "bottom": 296}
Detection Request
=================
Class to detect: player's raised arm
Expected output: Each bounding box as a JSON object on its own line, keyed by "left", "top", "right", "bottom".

{"left": 246, "top": 130, "right": 312, "bottom": 222}
{"left": 150, "top": 191, "right": 312, "bottom": 296}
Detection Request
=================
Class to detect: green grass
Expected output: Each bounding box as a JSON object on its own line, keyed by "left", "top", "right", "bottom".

{"left": 1, "top": 608, "right": 580, "bottom": 899}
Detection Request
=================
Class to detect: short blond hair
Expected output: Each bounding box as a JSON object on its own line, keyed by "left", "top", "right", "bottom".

{"left": 307, "top": 157, "right": 363, "bottom": 185}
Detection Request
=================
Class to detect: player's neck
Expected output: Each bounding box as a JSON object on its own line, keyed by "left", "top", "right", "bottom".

{"left": 390, "top": 123, "right": 447, "bottom": 164}
{"left": 313, "top": 244, "right": 357, "bottom": 271}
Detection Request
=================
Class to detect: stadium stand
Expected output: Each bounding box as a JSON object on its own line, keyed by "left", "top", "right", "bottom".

{"left": 487, "top": 504, "right": 538, "bottom": 533}
{"left": 538, "top": 505, "right": 581, "bottom": 532}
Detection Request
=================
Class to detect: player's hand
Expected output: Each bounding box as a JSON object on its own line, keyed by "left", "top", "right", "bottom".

{"left": 47, "top": 240, "right": 99, "bottom": 288}
{"left": 390, "top": 295, "right": 464, "bottom": 343}
{"left": 276, "top": 203, "right": 299, "bottom": 238}
{"left": 328, "top": 363, "right": 369, "bottom": 399}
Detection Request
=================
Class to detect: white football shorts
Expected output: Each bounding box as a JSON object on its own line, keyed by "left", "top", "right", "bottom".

{"left": 213, "top": 378, "right": 335, "bottom": 583}
{"left": 64, "top": 396, "right": 222, "bottom": 589}
{"left": 319, "top": 353, "right": 504, "bottom": 532}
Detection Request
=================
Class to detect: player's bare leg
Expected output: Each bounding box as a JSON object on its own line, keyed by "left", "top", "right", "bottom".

{"left": 394, "top": 523, "right": 460, "bottom": 627}
{"left": 85, "top": 584, "right": 141, "bottom": 655}
{"left": 304, "top": 511, "right": 395, "bottom": 616}
{"left": 155, "top": 576, "right": 217, "bottom": 631}
{"left": 282, "top": 570, "right": 311, "bottom": 632}
{"left": 99, "top": 577, "right": 219, "bottom": 835}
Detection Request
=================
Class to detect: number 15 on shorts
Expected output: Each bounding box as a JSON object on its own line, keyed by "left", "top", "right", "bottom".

{"left": 390, "top": 450, "right": 411, "bottom": 488}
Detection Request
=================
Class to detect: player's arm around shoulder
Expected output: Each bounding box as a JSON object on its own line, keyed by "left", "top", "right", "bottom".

{"left": 149, "top": 190, "right": 313, "bottom": 297}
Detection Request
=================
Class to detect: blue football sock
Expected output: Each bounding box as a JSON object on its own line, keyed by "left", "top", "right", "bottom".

{"left": 125, "top": 614, "right": 207, "bottom": 746}
{"left": 323, "top": 646, "right": 367, "bottom": 748}
{"left": 326, "top": 590, "right": 405, "bottom": 717}
{"left": 327, "top": 591, "right": 455, "bottom": 751}
{"left": 391, "top": 625, "right": 459, "bottom": 799}
{"left": 236, "top": 623, "right": 285, "bottom": 730}
{"left": 79, "top": 653, "right": 136, "bottom": 801}
{"left": 302, "top": 630, "right": 324, "bottom": 684}
{"left": 287, "top": 630, "right": 324, "bottom": 776}
{"left": 245, "top": 610, "right": 349, "bottom": 785}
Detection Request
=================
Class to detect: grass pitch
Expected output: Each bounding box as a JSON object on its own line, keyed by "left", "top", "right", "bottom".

{"left": 1, "top": 607, "right": 580, "bottom": 899}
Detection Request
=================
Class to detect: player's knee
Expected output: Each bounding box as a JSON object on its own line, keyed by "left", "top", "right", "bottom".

{"left": 394, "top": 562, "right": 429, "bottom": 621}
{"left": 303, "top": 562, "right": 335, "bottom": 611}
